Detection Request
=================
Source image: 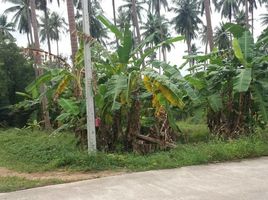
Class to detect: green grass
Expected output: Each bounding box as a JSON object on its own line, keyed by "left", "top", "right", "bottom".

{"left": 176, "top": 121, "right": 210, "bottom": 143}
{"left": 0, "top": 128, "right": 268, "bottom": 173}
{"left": 0, "top": 176, "right": 62, "bottom": 193}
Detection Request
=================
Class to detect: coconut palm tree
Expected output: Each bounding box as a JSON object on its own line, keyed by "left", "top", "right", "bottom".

{"left": 203, "top": 0, "right": 214, "bottom": 52}
{"left": 29, "top": 0, "right": 41, "bottom": 65}
{"left": 118, "top": 0, "right": 145, "bottom": 47}
{"left": 35, "top": 0, "right": 52, "bottom": 53}
{"left": 149, "top": 0, "right": 168, "bottom": 15}
{"left": 248, "top": 0, "right": 259, "bottom": 30}
{"left": 39, "top": 14, "right": 52, "bottom": 51}
{"left": 118, "top": 0, "right": 146, "bottom": 23}
{"left": 214, "top": 0, "right": 239, "bottom": 23}
{"left": 235, "top": 10, "right": 247, "bottom": 28}
{"left": 38, "top": 16, "right": 52, "bottom": 44}
{"left": 199, "top": 25, "right": 209, "bottom": 54}
{"left": 29, "top": 0, "right": 52, "bottom": 129}
{"left": 3, "top": 0, "right": 34, "bottom": 45}
{"left": 0, "top": 14, "right": 15, "bottom": 40}
{"left": 142, "top": 13, "right": 171, "bottom": 62}
{"left": 116, "top": 9, "right": 131, "bottom": 30}
{"left": 199, "top": 0, "right": 215, "bottom": 52}
{"left": 261, "top": 4, "right": 268, "bottom": 26}
{"left": 189, "top": 43, "right": 200, "bottom": 66}
{"left": 66, "top": 0, "right": 78, "bottom": 62}
{"left": 49, "top": 12, "right": 67, "bottom": 55}
{"left": 39, "top": 11, "right": 67, "bottom": 55}
{"left": 172, "top": 0, "right": 202, "bottom": 54}
{"left": 261, "top": 15, "right": 268, "bottom": 26}
{"left": 214, "top": 22, "right": 230, "bottom": 50}
{"left": 239, "top": 0, "right": 265, "bottom": 34}
{"left": 35, "top": 0, "right": 61, "bottom": 53}
{"left": 131, "top": 0, "right": 142, "bottom": 47}
{"left": 75, "top": 0, "right": 108, "bottom": 44}
{"left": 148, "top": 0, "right": 170, "bottom": 58}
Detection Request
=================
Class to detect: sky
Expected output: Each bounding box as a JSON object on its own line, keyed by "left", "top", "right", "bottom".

{"left": 0, "top": 0, "right": 267, "bottom": 72}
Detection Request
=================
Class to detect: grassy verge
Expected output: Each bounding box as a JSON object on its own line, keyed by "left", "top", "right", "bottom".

{"left": 176, "top": 121, "right": 209, "bottom": 143}
{"left": 0, "top": 129, "right": 268, "bottom": 173}
{"left": 0, "top": 176, "right": 62, "bottom": 193}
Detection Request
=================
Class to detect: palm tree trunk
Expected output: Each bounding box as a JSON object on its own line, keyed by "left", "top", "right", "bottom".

{"left": 55, "top": 28, "right": 59, "bottom": 55}
{"left": 187, "top": 39, "right": 192, "bottom": 70}
{"left": 66, "top": 0, "right": 78, "bottom": 62}
{"left": 66, "top": 0, "right": 80, "bottom": 99}
{"left": 205, "top": 42, "right": 208, "bottom": 55}
{"left": 44, "top": 9, "right": 52, "bottom": 54}
{"left": 204, "top": 0, "right": 213, "bottom": 52}
{"left": 56, "top": 40, "right": 59, "bottom": 56}
{"left": 26, "top": 33, "right": 30, "bottom": 46}
{"left": 112, "top": 0, "right": 116, "bottom": 26}
{"left": 26, "top": 6, "right": 34, "bottom": 45}
{"left": 29, "top": 0, "right": 51, "bottom": 129}
{"left": 30, "top": 0, "right": 41, "bottom": 72}
{"left": 112, "top": 0, "right": 119, "bottom": 47}
{"left": 131, "top": 0, "right": 144, "bottom": 68}
{"left": 158, "top": 48, "right": 161, "bottom": 61}
{"left": 251, "top": 8, "right": 254, "bottom": 36}
{"left": 245, "top": 0, "right": 250, "bottom": 29}
{"left": 187, "top": 39, "right": 191, "bottom": 55}
{"left": 157, "top": 0, "right": 160, "bottom": 16}
{"left": 131, "top": 0, "right": 142, "bottom": 45}
{"left": 26, "top": 4, "right": 37, "bottom": 77}
{"left": 162, "top": 47, "right": 167, "bottom": 62}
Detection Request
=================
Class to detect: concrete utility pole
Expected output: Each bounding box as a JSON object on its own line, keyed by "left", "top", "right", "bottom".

{"left": 82, "top": 0, "right": 96, "bottom": 152}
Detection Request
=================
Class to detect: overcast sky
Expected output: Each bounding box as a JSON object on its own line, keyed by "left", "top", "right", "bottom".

{"left": 0, "top": 0, "right": 267, "bottom": 71}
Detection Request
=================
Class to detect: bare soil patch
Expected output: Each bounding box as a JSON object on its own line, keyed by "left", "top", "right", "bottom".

{"left": 0, "top": 167, "right": 126, "bottom": 182}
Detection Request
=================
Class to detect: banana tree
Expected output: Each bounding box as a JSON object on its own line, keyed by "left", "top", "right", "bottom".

{"left": 96, "top": 15, "right": 184, "bottom": 151}
{"left": 19, "top": 15, "right": 184, "bottom": 152}
{"left": 232, "top": 24, "right": 268, "bottom": 123}
{"left": 185, "top": 23, "right": 268, "bottom": 137}
{"left": 16, "top": 50, "right": 83, "bottom": 126}
{"left": 142, "top": 63, "right": 186, "bottom": 139}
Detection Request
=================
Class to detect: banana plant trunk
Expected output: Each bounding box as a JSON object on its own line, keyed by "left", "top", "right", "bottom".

{"left": 126, "top": 91, "right": 141, "bottom": 151}
{"left": 29, "top": 0, "right": 51, "bottom": 129}
{"left": 204, "top": 0, "right": 214, "bottom": 52}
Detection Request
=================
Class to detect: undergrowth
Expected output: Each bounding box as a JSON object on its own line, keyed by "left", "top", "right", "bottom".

{"left": 0, "top": 128, "right": 267, "bottom": 173}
